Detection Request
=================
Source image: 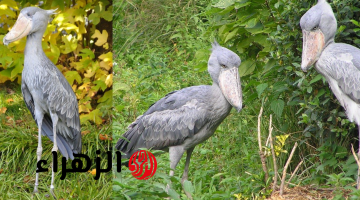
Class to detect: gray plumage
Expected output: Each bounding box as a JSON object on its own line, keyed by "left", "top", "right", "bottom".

{"left": 300, "top": 0, "right": 360, "bottom": 188}
{"left": 300, "top": 0, "right": 360, "bottom": 126}
{"left": 116, "top": 42, "right": 242, "bottom": 198}
{"left": 3, "top": 7, "right": 81, "bottom": 196}
{"left": 21, "top": 37, "right": 81, "bottom": 159}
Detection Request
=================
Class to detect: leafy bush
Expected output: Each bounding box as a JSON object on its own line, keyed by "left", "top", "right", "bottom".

{"left": 114, "top": 0, "right": 360, "bottom": 199}
{"left": 0, "top": 0, "right": 112, "bottom": 199}
{"left": 0, "top": 0, "right": 113, "bottom": 125}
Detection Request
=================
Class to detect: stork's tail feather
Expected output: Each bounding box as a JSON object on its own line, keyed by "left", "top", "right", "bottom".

{"left": 41, "top": 117, "right": 80, "bottom": 160}
{"left": 116, "top": 117, "right": 143, "bottom": 155}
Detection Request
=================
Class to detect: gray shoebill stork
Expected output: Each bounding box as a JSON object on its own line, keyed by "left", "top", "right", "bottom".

{"left": 300, "top": 0, "right": 360, "bottom": 188}
{"left": 3, "top": 7, "right": 81, "bottom": 197}
{"left": 116, "top": 42, "right": 242, "bottom": 198}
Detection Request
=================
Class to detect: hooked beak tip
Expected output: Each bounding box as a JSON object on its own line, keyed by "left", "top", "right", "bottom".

{"left": 301, "top": 63, "right": 309, "bottom": 72}
{"left": 236, "top": 104, "right": 245, "bottom": 112}
{"left": 3, "top": 38, "right": 9, "bottom": 46}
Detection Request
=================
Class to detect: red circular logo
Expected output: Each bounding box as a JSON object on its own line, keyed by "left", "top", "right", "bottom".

{"left": 128, "top": 150, "right": 157, "bottom": 180}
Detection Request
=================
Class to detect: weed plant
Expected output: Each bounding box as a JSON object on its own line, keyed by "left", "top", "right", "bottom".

{"left": 113, "top": 0, "right": 360, "bottom": 199}
{"left": 0, "top": 83, "right": 112, "bottom": 199}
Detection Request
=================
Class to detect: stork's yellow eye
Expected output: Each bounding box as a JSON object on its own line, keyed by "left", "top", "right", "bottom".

{"left": 221, "top": 64, "right": 226, "bottom": 68}
{"left": 312, "top": 26, "right": 319, "bottom": 31}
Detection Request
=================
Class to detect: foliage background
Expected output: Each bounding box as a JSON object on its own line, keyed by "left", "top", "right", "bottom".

{"left": 0, "top": 0, "right": 113, "bottom": 199}
{"left": 114, "top": 0, "right": 360, "bottom": 199}
{"left": 0, "top": 0, "right": 113, "bottom": 125}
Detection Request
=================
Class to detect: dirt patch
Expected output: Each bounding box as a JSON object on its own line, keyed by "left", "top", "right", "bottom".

{"left": 267, "top": 185, "right": 351, "bottom": 200}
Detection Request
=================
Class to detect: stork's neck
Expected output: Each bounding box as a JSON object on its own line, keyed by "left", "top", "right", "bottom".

{"left": 210, "top": 82, "right": 232, "bottom": 112}
{"left": 325, "top": 37, "right": 335, "bottom": 49}
{"left": 24, "top": 31, "right": 47, "bottom": 60}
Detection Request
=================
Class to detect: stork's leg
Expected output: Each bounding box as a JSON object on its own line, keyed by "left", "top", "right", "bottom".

{"left": 49, "top": 111, "right": 58, "bottom": 199}
{"left": 33, "top": 112, "right": 44, "bottom": 194}
{"left": 169, "top": 146, "right": 185, "bottom": 177}
{"left": 166, "top": 146, "right": 185, "bottom": 194}
{"left": 181, "top": 147, "right": 194, "bottom": 200}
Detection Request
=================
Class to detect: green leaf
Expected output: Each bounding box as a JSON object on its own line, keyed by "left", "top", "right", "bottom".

{"left": 239, "top": 59, "right": 255, "bottom": 77}
{"left": 114, "top": 82, "right": 130, "bottom": 92}
{"left": 167, "top": 188, "right": 181, "bottom": 200}
{"left": 80, "top": 109, "right": 103, "bottom": 125}
{"left": 60, "top": 35, "right": 78, "bottom": 54}
{"left": 351, "top": 19, "right": 360, "bottom": 27}
{"left": 93, "top": 80, "right": 107, "bottom": 91}
{"left": 256, "top": 83, "right": 268, "bottom": 98}
{"left": 182, "top": 180, "right": 194, "bottom": 195}
{"left": 236, "top": 37, "right": 253, "bottom": 53}
{"left": 169, "top": 33, "right": 182, "bottom": 40}
{"left": 10, "top": 62, "right": 23, "bottom": 78}
{"left": 194, "top": 49, "right": 209, "bottom": 72}
{"left": 234, "top": 2, "right": 251, "bottom": 9}
{"left": 80, "top": 49, "right": 95, "bottom": 59}
{"left": 245, "top": 22, "right": 264, "bottom": 34}
{"left": 0, "top": 67, "right": 12, "bottom": 78}
{"left": 262, "top": 59, "right": 276, "bottom": 74}
{"left": 213, "top": 0, "right": 236, "bottom": 9}
{"left": 100, "top": 10, "right": 112, "bottom": 21}
{"left": 246, "top": 18, "right": 258, "bottom": 28}
{"left": 271, "top": 99, "right": 285, "bottom": 118}
{"left": 97, "top": 90, "right": 112, "bottom": 103}
{"left": 65, "top": 71, "right": 82, "bottom": 85}
{"left": 89, "top": 13, "right": 100, "bottom": 25}
{"left": 309, "top": 74, "right": 324, "bottom": 84}
{"left": 224, "top": 28, "right": 239, "bottom": 43}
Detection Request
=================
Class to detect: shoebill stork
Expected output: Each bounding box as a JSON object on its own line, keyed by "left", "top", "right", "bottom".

{"left": 116, "top": 42, "right": 242, "bottom": 198}
{"left": 300, "top": 0, "right": 360, "bottom": 188}
{"left": 3, "top": 7, "right": 81, "bottom": 197}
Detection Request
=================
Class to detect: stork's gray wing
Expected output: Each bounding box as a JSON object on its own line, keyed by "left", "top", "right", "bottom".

{"left": 21, "top": 81, "right": 78, "bottom": 160}
{"left": 39, "top": 62, "right": 81, "bottom": 155}
{"left": 116, "top": 89, "right": 210, "bottom": 155}
{"left": 320, "top": 43, "right": 360, "bottom": 103}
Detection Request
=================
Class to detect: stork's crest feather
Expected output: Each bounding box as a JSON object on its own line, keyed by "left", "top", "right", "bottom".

{"left": 211, "top": 40, "right": 221, "bottom": 51}
{"left": 46, "top": 8, "right": 58, "bottom": 15}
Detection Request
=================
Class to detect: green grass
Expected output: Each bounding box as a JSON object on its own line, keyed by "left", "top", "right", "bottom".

{"left": 113, "top": 50, "right": 265, "bottom": 199}
{"left": 0, "top": 83, "right": 112, "bottom": 199}
{"left": 114, "top": 0, "right": 360, "bottom": 199}
{"left": 112, "top": 0, "right": 267, "bottom": 199}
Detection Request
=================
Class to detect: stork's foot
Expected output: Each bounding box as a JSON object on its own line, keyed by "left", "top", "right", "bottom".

{"left": 33, "top": 185, "right": 39, "bottom": 194}
{"left": 50, "top": 185, "right": 57, "bottom": 200}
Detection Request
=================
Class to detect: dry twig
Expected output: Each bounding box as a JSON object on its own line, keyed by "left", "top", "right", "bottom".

{"left": 269, "top": 114, "right": 278, "bottom": 194}
{"left": 257, "top": 107, "right": 268, "bottom": 182}
{"left": 286, "top": 160, "right": 303, "bottom": 188}
{"left": 280, "top": 142, "right": 298, "bottom": 196}
{"left": 351, "top": 144, "right": 360, "bottom": 189}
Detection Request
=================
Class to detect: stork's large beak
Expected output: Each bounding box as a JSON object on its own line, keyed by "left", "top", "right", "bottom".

{"left": 3, "top": 13, "right": 32, "bottom": 46}
{"left": 219, "top": 67, "right": 242, "bottom": 112}
{"left": 301, "top": 29, "right": 325, "bottom": 72}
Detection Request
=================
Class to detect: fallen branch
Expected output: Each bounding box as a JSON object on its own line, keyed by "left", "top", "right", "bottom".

{"left": 280, "top": 142, "right": 298, "bottom": 196}
{"left": 257, "top": 107, "right": 268, "bottom": 182}
{"left": 286, "top": 160, "right": 303, "bottom": 188}
{"left": 268, "top": 114, "right": 277, "bottom": 193}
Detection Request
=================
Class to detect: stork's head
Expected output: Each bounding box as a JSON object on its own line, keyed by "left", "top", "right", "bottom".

{"left": 300, "top": 0, "right": 337, "bottom": 71}
{"left": 3, "top": 7, "right": 57, "bottom": 45}
{"left": 208, "top": 41, "right": 242, "bottom": 112}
